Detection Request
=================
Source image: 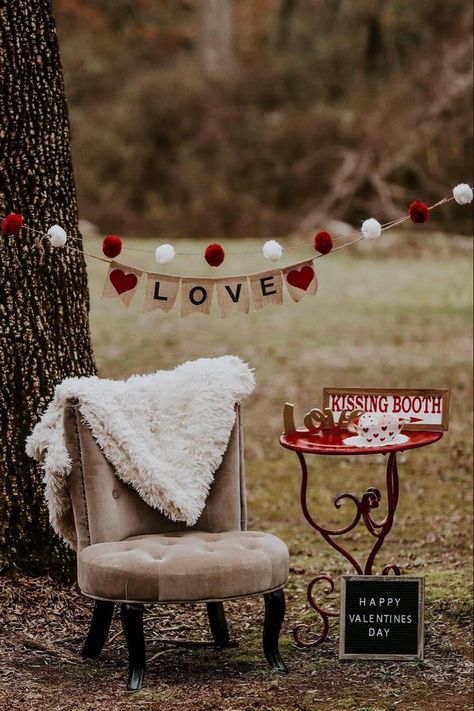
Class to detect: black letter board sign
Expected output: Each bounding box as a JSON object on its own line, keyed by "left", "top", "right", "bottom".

{"left": 339, "top": 576, "right": 424, "bottom": 660}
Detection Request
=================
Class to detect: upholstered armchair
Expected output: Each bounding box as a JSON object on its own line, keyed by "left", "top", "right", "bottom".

{"left": 63, "top": 402, "right": 289, "bottom": 691}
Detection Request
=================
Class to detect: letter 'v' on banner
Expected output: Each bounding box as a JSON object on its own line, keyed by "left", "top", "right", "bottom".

{"left": 282, "top": 259, "right": 318, "bottom": 302}
{"left": 249, "top": 269, "right": 283, "bottom": 311}
{"left": 144, "top": 273, "right": 180, "bottom": 312}
{"left": 181, "top": 277, "right": 214, "bottom": 317}
{"left": 215, "top": 275, "right": 250, "bottom": 317}
{"left": 102, "top": 261, "right": 143, "bottom": 307}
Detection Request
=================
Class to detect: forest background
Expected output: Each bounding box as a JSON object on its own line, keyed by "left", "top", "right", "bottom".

{"left": 55, "top": 0, "right": 473, "bottom": 239}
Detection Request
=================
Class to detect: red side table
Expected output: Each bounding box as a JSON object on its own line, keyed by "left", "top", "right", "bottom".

{"left": 280, "top": 428, "right": 443, "bottom": 647}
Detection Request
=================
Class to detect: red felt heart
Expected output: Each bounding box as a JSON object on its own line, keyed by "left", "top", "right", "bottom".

{"left": 286, "top": 265, "right": 314, "bottom": 291}
{"left": 110, "top": 269, "right": 138, "bottom": 295}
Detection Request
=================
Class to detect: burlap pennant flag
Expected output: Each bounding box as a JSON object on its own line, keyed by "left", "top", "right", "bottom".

{"left": 144, "top": 273, "right": 180, "bottom": 313}
{"left": 102, "top": 261, "right": 142, "bottom": 307}
{"left": 215, "top": 275, "right": 250, "bottom": 317}
{"left": 181, "top": 277, "right": 214, "bottom": 317}
{"left": 282, "top": 260, "right": 318, "bottom": 302}
{"left": 249, "top": 269, "right": 283, "bottom": 311}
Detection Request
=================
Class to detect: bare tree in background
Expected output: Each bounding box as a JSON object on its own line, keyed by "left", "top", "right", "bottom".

{"left": 277, "top": 0, "right": 299, "bottom": 50}
{"left": 0, "top": 0, "right": 95, "bottom": 574}
{"left": 199, "top": 0, "right": 235, "bottom": 78}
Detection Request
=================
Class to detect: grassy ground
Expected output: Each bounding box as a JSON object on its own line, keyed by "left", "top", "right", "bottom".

{"left": 1, "top": 232, "right": 472, "bottom": 710}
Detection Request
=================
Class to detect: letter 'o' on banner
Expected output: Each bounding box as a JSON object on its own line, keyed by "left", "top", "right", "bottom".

{"left": 249, "top": 269, "right": 283, "bottom": 311}
{"left": 144, "top": 273, "right": 180, "bottom": 313}
{"left": 102, "top": 261, "right": 142, "bottom": 307}
{"left": 181, "top": 278, "right": 214, "bottom": 317}
{"left": 282, "top": 260, "right": 318, "bottom": 302}
{"left": 215, "top": 276, "right": 250, "bottom": 317}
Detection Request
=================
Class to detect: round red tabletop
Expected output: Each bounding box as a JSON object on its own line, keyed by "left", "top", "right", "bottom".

{"left": 279, "top": 429, "right": 443, "bottom": 456}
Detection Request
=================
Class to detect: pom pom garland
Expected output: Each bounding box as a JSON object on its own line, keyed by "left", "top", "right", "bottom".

{"left": 452, "top": 183, "right": 473, "bottom": 205}
{"left": 204, "top": 243, "right": 225, "bottom": 267}
{"left": 314, "top": 231, "right": 333, "bottom": 255}
{"left": 1, "top": 213, "right": 23, "bottom": 236}
{"left": 361, "top": 218, "right": 382, "bottom": 241}
{"left": 47, "top": 224, "right": 67, "bottom": 247}
{"left": 408, "top": 201, "right": 429, "bottom": 223}
{"left": 155, "top": 243, "right": 176, "bottom": 264}
{"left": 102, "top": 234, "right": 122, "bottom": 258}
{"left": 262, "top": 240, "right": 283, "bottom": 261}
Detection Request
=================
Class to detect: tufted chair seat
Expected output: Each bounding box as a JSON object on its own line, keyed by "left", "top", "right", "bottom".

{"left": 80, "top": 531, "right": 289, "bottom": 603}
{"left": 63, "top": 401, "right": 289, "bottom": 691}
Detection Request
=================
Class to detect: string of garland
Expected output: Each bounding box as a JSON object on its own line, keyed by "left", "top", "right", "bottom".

{"left": 1, "top": 184, "right": 472, "bottom": 275}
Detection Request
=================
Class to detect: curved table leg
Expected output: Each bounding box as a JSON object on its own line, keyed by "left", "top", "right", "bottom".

{"left": 294, "top": 450, "right": 402, "bottom": 647}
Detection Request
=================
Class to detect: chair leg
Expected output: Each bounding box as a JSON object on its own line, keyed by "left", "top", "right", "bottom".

{"left": 120, "top": 603, "right": 146, "bottom": 692}
{"left": 82, "top": 600, "right": 115, "bottom": 659}
{"left": 206, "top": 602, "right": 237, "bottom": 648}
{"left": 263, "top": 589, "right": 288, "bottom": 673}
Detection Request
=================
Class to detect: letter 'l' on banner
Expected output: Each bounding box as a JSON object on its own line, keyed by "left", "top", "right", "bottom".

{"left": 249, "top": 269, "right": 283, "bottom": 311}
{"left": 144, "top": 273, "right": 180, "bottom": 312}
{"left": 282, "top": 260, "right": 318, "bottom": 302}
{"left": 181, "top": 277, "right": 214, "bottom": 317}
{"left": 102, "top": 261, "right": 143, "bottom": 307}
{"left": 215, "top": 275, "right": 250, "bottom": 317}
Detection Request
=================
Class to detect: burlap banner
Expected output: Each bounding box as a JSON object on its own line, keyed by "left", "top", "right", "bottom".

{"left": 282, "top": 260, "right": 318, "bottom": 302}
{"left": 181, "top": 277, "right": 214, "bottom": 317}
{"left": 215, "top": 275, "right": 250, "bottom": 317}
{"left": 249, "top": 269, "right": 283, "bottom": 311}
{"left": 102, "top": 261, "right": 143, "bottom": 307}
{"left": 101, "top": 260, "right": 319, "bottom": 315}
{"left": 144, "top": 273, "right": 181, "bottom": 313}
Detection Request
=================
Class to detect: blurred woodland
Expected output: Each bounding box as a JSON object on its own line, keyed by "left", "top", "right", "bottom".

{"left": 55, "top": 0, "right": 473, "bottom": 237}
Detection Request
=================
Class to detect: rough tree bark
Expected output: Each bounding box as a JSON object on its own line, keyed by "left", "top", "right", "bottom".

{"left": 0, "top": 1, "right": 95, "bottom": 574}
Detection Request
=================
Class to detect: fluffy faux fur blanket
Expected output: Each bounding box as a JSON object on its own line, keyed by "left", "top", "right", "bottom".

{"left": 26, "top": 356, "right": 255, "bottom": 549}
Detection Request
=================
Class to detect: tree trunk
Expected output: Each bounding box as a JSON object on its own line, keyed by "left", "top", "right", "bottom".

{"left": 0, "top": 1, "right": 95, "bottom": 575}
{"left": 199, "top": 0, "right": 235, "bottom": 79}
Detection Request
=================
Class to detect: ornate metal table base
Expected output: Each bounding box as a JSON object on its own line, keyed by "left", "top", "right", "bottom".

{"left": 293, "top": 450, "right": 402, "bottom": 648}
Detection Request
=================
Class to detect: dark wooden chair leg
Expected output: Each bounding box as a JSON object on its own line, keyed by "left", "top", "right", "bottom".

{"left": 82, "top": 600, "right": 115, "bottom": 659}
{"left": 121, "top": 603, "right": 146, "bottom": 692}
{"left": 263, "top": 589, "right": 288, "bottom": 673}
{"left": 206, "top": 602, "right": 237, "bottom": 648}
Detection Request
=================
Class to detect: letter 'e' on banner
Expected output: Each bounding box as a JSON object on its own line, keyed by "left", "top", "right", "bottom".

{"left": 249, "top": 269, "right": 283, "bottom": 311}
{"left": 181, "top": 278, "right": 214, "bottom": 317}
{"left": 102, "top": 261, "right": 142, "bottom": 307}
{"left": 215, "top": 276, "right": 250, "bottom": 317}
{"left": 144, "top": 273, "right": 180, "bottom": 313}
{"left": 282, "top": 260, "right": 318, "bottom": 302}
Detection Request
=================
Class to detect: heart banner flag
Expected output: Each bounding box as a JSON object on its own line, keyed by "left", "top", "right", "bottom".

{"left": 102, "top": 261, "right": 143, "bottom": 307}
{"left": 282, "top": 260, "right": 318, "bottom": 302}
{"left": 102, "top": 258, "right": 319, "bottom": 316}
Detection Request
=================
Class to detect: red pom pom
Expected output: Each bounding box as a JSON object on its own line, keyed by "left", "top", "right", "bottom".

{"left": 408, "top": 201, "right": 429, "bottom": 223}
{"left": 102, "top": 235, "right": 122, "bottom": 258}
{"left": 204, "top": 243, "right": 225, "bottom": 267}
{"left": 1, "top": 213, "right": 23, "bottom": 236}
{"left": 314, "top": 231, "right": 333, "bottom": 255}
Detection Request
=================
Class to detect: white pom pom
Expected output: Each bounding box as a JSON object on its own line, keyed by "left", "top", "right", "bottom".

{"left": 452, "top": 183, "right": 473, "bottom": 205}
{"left": 262, "top": 239, "right": 283, "bottom": 261}
{"left": 47, "top": 224, "right": 67, "bottom": 247}
{"left": 361, "top": 218, "right": 382, "bottom": 241}
{"left": 155, "top": 243, "right": 176, "bottom": 264}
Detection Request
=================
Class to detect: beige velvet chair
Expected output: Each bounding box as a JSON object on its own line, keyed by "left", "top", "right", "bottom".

{"left": 63, "top": 401, "right": 289, "bottom": 691}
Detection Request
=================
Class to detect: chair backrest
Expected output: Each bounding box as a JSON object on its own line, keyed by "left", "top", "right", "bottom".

{"left": 64, "top": 403, "right": 246, "bottom": 551}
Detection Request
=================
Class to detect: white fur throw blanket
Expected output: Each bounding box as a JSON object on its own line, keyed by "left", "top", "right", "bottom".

{"left": 26, "top": 356, "right": 255, "bottom": 549}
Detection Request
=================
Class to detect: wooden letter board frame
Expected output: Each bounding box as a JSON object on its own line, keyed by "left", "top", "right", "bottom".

{"left": 339, "top": 575, "right": 425, "bottom": 661}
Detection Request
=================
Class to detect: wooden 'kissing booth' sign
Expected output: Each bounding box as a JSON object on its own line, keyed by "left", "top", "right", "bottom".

{"left": 323, "top": 388, "right": 450, "bottom": 432}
